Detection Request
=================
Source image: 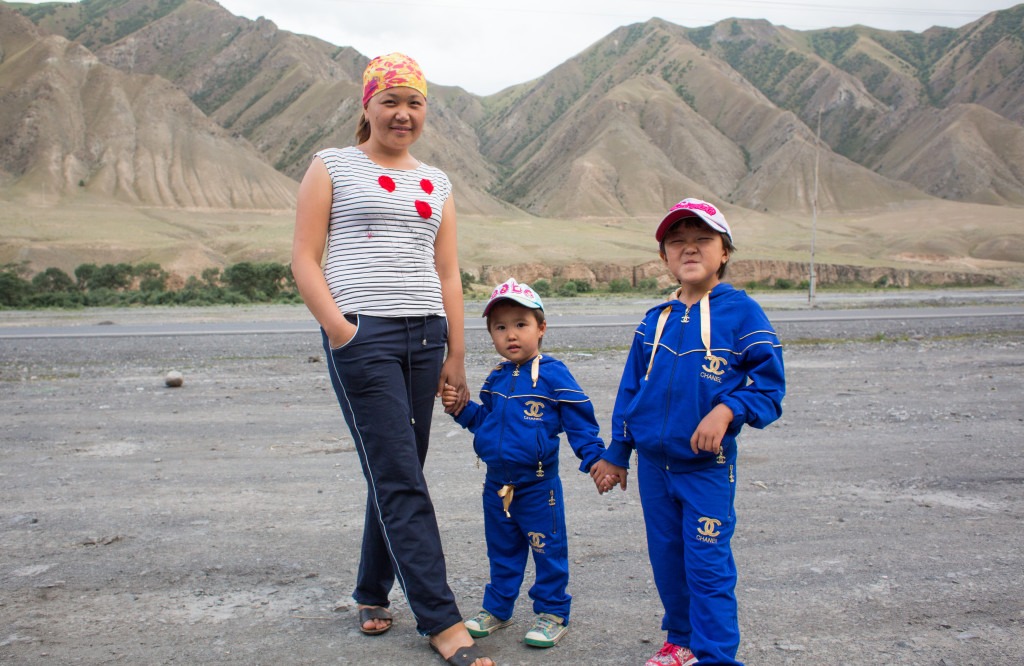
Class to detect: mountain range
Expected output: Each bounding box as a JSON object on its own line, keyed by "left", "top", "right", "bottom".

{"left": 1, "top": 0, "right": 1023, "bottom": 275}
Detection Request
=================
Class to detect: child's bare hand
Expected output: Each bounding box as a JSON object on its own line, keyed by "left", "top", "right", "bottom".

{"left": 594, "top": 472, "right": 614, "bottom": 493}
{"left": 590, "top": 459, "right": 628, "bottom": 493}
{"left": 598, "top": 474, "right": 620, "bottom": 493}
{"left": 690, "top": 403, "right": 734, "bottom": 454}
{"left": 441, "top": 384, "right": 459, "bottom": 409}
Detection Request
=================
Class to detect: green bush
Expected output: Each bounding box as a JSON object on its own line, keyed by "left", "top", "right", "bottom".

{"left": 222, "top": 261, "right": 289, "bottom": 300}
{"left": 219, "top": 290, "right": 252, "bottom": 305}
{"left": 201, "top": 267, "right": 221, "bottom": 287}
{"left": 134, "top": 262, "right": 168, "bottom": 292}
{"left": 608, "top": 278, "right": 631, "bottom": 293}
{"left": 637, "top": 277, "right": 659, "bottom": 292}
{"left": 775, "top": 278, "right": 794, "bottom": 290}
{"left": 32, "top": 267, "right": 74, "bottom": 293}
{"left": 0, "top": 269, "right": 32, "bottom": 307}
{"left": 81, "top": 287, "right": 124, "bottom": 307}
{"left": 5, "top": 259, "right": 405, "bottom": 309}
{"left": 533, "top": 279, "right": 551, "bottom": 297}
{"left": 89, "top": 263, "right": 133, "bottom": 290}
{"left": 557, "top": 281, "right": 578, "bottom": 297}
{"left": 28, "top": 292, "right": 85, "bottom": 308}
{"left": 74, "top": 263, "right": 98, "bottom": 289}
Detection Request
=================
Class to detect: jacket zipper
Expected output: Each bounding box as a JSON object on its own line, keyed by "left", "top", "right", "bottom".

{"left": 497, "top": 362, "right": 521, "bottom": 483}
{"left": 657, "top": 304, "right": 691, "bottom": 469}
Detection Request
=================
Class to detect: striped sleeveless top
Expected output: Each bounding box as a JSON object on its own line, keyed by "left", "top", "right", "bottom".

{"left": 318, "top": 146, "right": 451, "bottom": 317}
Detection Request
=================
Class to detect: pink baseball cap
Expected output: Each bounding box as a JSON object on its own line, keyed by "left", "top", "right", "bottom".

{"left": 482, "top": 278, "right": 544, "bottom": 316}
{"left": 655, "top": 198, "right": 733, "bottom": 244}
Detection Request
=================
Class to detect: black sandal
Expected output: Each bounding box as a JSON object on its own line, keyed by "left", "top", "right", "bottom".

{"left": 430, "top": 641, "right": 490, "bottom": 665}
{"left": 357, "top": 605, "right": 393, "bottom": 635}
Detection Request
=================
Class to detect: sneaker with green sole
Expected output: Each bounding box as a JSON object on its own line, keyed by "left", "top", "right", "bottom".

{"left": 464, "top": 610, "right": 512, "bottom": 638}
{"left": 524, "top": 612, "right": 567, "bottom": 647}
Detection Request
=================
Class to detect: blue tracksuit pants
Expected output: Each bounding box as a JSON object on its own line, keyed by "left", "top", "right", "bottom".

{"left": 637, "top": 454, "right": 741, "bottom": 665}
{"left": 322, "top": 314, "right": 462, "bottom": 636}
{"left": 481, "top": 476, "right": 571, "bottom": 622}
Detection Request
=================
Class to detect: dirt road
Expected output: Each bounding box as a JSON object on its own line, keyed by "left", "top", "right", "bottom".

{"left": 2, "top": 297, "right": 1023, "bottom": 664}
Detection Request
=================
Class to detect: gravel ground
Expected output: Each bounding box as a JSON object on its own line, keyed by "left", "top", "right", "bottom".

{"left": 2, "top": 293, "right": 1023, "bottom": 665}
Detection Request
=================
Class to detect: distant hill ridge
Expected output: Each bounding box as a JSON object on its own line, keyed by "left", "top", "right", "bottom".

{"left": 2, "top": 0, "right": 1024, "bottom": 218}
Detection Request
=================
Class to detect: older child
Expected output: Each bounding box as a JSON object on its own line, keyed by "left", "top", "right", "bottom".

{"left": 442, "top": 278, "right": 617, "bottom": 648}
{"left": 597, "top": 199, "right": 785, "bottom": 666}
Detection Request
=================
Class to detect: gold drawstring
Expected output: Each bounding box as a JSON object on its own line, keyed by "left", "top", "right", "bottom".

{"left": 646, "top": 290, "right": 712, "bottom": 380}
{"left": 645, "top": 307, "right": 671, "bottom": 381}
{"left": 531, "top": 354, "right": 542, "bottom": 388}
{"left": 699, "top": 290, "right": 712, "bottom": 358}
{"left": 498, "top": 484, "right": 515, "bottom": 517}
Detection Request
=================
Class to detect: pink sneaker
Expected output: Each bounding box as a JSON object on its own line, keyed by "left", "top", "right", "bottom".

{"left": 645, "top": 642, "right": 699, "bottom": 666}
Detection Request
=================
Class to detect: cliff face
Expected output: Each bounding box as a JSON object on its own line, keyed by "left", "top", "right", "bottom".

{"left": 478, "top": 259, "right": 1003, "bottom": 290}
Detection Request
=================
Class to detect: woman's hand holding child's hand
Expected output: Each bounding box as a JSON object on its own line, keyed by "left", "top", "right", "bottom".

{"left": 438, "top": 360, "right": 469, "bottom": 415}
{"left": 440, "top": 383, "right": 460, "bottom": 410}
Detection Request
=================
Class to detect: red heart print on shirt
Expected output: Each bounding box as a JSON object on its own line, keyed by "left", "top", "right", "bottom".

{"left": 378, "top": 175, "right": 432, "bottom": 217}
{"left": 415, "top": 179, "right": 434, "bottom": 218}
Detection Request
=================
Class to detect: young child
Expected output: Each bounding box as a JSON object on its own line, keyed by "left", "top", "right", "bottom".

{"left": 442, "top": 277, "right": 617, "bottom": 649}
{"left": 596, "top": 199, "right": 785, "bottom": 666}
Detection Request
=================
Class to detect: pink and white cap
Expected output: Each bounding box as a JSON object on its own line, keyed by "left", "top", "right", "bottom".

{"left": 482, "top": 278, "right": 544, "bottom": 316}
{"left": 655, "top": 198, "right": 733, "bottom": 244}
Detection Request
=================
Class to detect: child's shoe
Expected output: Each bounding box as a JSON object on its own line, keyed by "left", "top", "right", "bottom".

{"left": 645, "top": 642, "right": 699, "bottom": 666}
{"left": 523, "top": 612, "right": 567, "bottom": 647}
{"left": 464, "top": 609, "right": 512, "bottom": 637}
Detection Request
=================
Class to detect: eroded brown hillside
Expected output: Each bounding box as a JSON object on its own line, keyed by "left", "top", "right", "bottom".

{"left": 2, "top": 0, "right": 1022, "bottom": 280}
{"left": 0, "top": 4, "right": 298, "bottom": 208}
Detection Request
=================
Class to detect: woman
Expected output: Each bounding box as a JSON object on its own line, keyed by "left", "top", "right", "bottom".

{"left": 291, "top": 53, "right": 492, "bottom": 666}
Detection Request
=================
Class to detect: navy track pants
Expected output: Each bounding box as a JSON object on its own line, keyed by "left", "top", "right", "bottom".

{"left": 481, "top": 476, "right": 571, "bottom": 622}
{"left": 322, "top": 314, "right": 462, "bottom": 636}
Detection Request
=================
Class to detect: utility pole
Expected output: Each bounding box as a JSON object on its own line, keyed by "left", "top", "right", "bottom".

{"left": 809, "top": 108, "right": 820, "bottom": 308}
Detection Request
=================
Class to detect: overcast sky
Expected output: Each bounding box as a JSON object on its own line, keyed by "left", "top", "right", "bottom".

{"left": 22, "top": 0, "right": 1022, "bottom": 95}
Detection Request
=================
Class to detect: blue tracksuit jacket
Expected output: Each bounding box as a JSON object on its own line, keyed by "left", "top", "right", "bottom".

{"left": 602, "top": 283, "right": 785, "bottom": 471}
{"left": 454, "top": 354, "right": 606, "bottom": 484}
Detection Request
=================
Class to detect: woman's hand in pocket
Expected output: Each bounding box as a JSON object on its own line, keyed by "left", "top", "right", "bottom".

{"left": 327, "top": 318, "right": 358, "bottom": 350}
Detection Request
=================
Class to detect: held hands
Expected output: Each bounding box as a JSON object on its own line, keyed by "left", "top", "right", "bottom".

{"left": 588, "top": 406, "right": 733, "bottom": 498}
{"left": 690, "top": 403, "right": 734, "bottom": 455}
{"left": 590, "top": 459, "right": 627, "bottom": 494}
{"left": 438, "top": 357, "right": 469, "bottom": 415}
{"left": 439, "top": 382, "right": 468, "bottom": 415}
{"left": 441, "top": 384, "right": 459, "bottom": 409}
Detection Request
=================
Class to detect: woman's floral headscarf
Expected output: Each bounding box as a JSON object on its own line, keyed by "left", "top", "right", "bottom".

{"left": 362, "top": 53, "right": 427, "bottom": 106}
